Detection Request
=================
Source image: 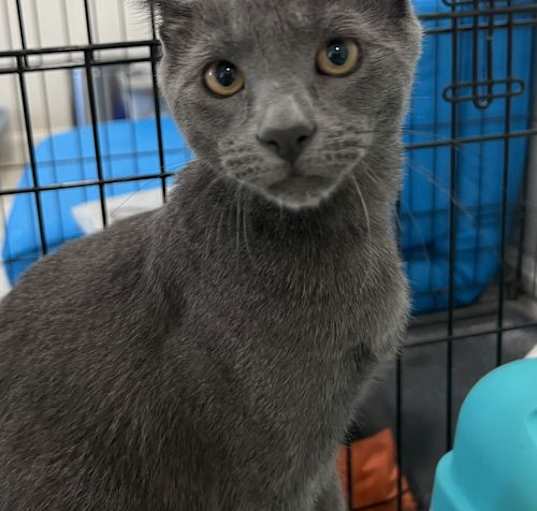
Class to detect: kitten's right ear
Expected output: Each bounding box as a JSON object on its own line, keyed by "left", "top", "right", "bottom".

{"left": 135, "top": 0, "right": 194, "bottom": 44}
{"left": 392, "top": 0, "right": 410, "bottom": 17}
{"left": 380, "top": 0, "right": 412, "bottom": 18}
{"left": 136, "top": 0, "right": 193, "bottom": 17}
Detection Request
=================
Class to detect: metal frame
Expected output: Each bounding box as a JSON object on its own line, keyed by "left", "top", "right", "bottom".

{"left": 1, "top": 1, "right": 537, "bottom": 510}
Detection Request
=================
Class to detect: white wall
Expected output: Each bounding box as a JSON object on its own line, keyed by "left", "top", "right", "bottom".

{"left": 0, "top": 0, "right": 152, "bottom": 166}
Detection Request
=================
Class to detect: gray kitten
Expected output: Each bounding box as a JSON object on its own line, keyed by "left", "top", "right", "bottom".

{"left": 0, "top": 1, "right": 421, "bottom": 509}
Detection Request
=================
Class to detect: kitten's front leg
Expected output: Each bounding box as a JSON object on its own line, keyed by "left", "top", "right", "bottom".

{"left": 314, "top": 467, "right": 347, "bottom": 511}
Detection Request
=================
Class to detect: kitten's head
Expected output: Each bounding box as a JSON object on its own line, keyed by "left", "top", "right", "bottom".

{"left": 147, "top": 0, "right": 421, "bottom": 209}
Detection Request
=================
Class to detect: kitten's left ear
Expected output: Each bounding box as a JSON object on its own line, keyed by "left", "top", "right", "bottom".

{"left": 134, "top": 0, "right": 195, "bottom": 47}
{"left": 389, "top": 0, "right": 411, "bottom": 18}
{"left": 135, "top": 0, "right": 193, "bottom": 19}
{"left": 362, "top": 0, "right": 412, "bottom": 20}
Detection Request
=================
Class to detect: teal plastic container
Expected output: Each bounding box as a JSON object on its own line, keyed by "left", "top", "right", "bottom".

{"left": 431, "top": 360, "right": 537, "bottom": 511}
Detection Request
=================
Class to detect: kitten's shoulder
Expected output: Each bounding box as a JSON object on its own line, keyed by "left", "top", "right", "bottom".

{"left": 0, "top": 210, "right": 158, "bottom": 316}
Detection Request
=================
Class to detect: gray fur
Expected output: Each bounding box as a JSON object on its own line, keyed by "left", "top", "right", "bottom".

{"left": 0, "top": 1, "right": 421, "bottom": 509}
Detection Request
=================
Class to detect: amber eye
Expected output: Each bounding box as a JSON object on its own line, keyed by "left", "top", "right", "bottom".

{"left": 204, "top": 61, "right": 245, "bottom": 97}
{"left": 317, "top": 39, "right": 361, "bottom": 77}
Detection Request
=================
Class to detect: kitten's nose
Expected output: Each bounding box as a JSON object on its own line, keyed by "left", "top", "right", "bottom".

{"left": 257, "top": 96, "right": 316, "bottom": 164}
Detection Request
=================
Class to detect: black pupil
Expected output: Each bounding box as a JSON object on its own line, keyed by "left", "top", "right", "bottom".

{"left": 327, "top": 41, "right": 348, "bottom": 66}
{"left": 216, "top": 62, "right": 236, "bottom": 87}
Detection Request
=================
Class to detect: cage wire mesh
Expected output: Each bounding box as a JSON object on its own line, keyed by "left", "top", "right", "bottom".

{"left": 0, "top": 0, "right": 536, "bottom": 509}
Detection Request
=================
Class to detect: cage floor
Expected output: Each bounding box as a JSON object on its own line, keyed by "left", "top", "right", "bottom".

{"left": 356, "top": 293, "right": 537, "bottom": 509}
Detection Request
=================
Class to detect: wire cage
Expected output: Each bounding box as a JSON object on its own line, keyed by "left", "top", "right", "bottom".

{"left": 0, "top": 0, "right": 536, "bottom": 509}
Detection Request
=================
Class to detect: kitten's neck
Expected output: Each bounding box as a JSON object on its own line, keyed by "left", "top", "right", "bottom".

{"left": 148, "top": 160, "right": 395, "bottom": 304}
{"left": 169, "top": 160, "right": 384, "bottom": 248}
{"left": 144, "top": 159, "right": 405, "bottom": 371}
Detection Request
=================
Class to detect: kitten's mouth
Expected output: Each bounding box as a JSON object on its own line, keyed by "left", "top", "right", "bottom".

{"left": 269, "top": 175, "right": 331, "bottom": 195}
{"left": 266, "top": 175, "right": 335, "bottom": 208}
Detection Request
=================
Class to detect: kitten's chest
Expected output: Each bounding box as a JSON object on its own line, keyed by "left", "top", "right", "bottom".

{"left": 189, "top": 273, "right": 371, "bottom": 426}
{"left": 193, "top": 252, "right": 370, "bottom": 337}
{"left": 174, "top": 255, "right": 404, "bottom": 502}
{"left": 188, "top": 255, "right": 386, "bottom": 394}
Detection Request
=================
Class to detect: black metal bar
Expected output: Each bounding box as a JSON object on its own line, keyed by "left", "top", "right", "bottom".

{"left": 3, "top": 22, "right": 537, "bottom": 64}
{"left": 14, "top": 0, "right": 28, "bottom": 65}
{"left": 87, "top": 0, "right": 116, "bottom": 214}
{"left": 0, "top": 103, "right": 537, "bottom": 154}
{"left": 0, "top": 56, "right": 159, "bottom": 76}
{"left": 406, "top": 128, "right": 537, "bottom": 151}
{"left": 497, "top": 0, "right": 515, "bottom": 367}
{"left": 4, "top": 0, "right": 30, "bottom": 183}
{"left": 517, "top": 173, "right": 531, "bottom": 294}
{"left": 411, "top": 308, "right": 500, "bottom": 333}
{"left": 471, "top": 1, "right": 494, "bottom": 109}
{"left": 0, "top": 5, "right": 534, "bottom": 60}
{"left": 407, "top": 321, "right": 537, "bottom": 349}
{"left": 427, "top": 17, "right": 537, "bottom": 36}
{"left": 0, "top": 120, "right": 535, "bottom": 194}
{"left": 420, "top": 4, "right": 537, "bottom": 21}
{"left": 0, "top": 171, "right": 177, "bottom": 197}
{"left": 84, "top": 48, "right": 108, "bottom": 227}
{"left": 31, "top": 0, "right": 66, "bottom": 246}
{"left": 118, "top": 0, "right": 143, "bottom": 190}
{"left": 516, "top": 31, "right": 537, "bottom": 289}
{"left": 470, "top": 1, "right": 493, "bottom": 295}
{"left": 0, "top": 147, "right": 188, "bottom": 177}
{"left": 442, "top": 0, "right": 486, "bottom": 5}
{"left": 3, "top": 24, "right": 537, "bottom": 64}
{"left": 446, "top": 0, "right": 459, "bottom": 453}
{"left": 16, "top": 55, "right": 48, "bottom": 255}
{"left": 83, "top": 0, "right": 94, "bottom": 46}
{"left": 428, "top": 17, "right": 537, "bottom": 36}
{"left": 150, "top": 2, "right": 158, "bottom": 41}
{"left": 0, "top": 39, "right": 158, "bottom": 58}
{"left": 12, "top": 1, "right": 49, "bottom": 256}
{"left": 61, "top": 0, "right": 91, "bottom": 207}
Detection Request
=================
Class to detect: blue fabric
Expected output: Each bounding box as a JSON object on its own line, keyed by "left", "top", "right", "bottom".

{"left": 2, "top": 0, "right": 536, "bottom": 313}
{"left": 2, "top": 117, "right": 192, "bottom": 283}
{"left": 401, "top": 0, "right": 535, "bottom": 312}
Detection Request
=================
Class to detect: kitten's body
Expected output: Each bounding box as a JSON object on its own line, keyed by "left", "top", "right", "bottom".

{"left": 0, "top": 162, "right": 406, "bottom": 510}
{"left": 0, "top": 1, "right": 421, "bottom": 509}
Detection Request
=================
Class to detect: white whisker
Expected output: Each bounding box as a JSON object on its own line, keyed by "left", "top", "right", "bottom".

{"left": 349, "top": 171, "right": 374, "bottom": 296}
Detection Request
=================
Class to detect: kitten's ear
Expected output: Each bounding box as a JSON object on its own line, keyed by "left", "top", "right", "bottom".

{"left": 136, "top": 0, "right": 193, "bottom": 21}
{"left": 386, "top": 0, "right": 411, "bottom": 18}
{"left": 361, "top": 0, "right": 411, "bottom": 20}
{"left": 395, "top": 0, "right": 412, "bottom": 16}
{"left": 135, "top": 0, "right": 194, "bottom": 44}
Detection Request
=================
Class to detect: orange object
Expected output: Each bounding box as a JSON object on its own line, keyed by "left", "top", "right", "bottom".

{"left": 337, "top": 429, "right": 417, "bottom": 511}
